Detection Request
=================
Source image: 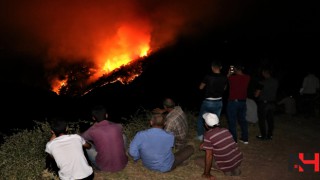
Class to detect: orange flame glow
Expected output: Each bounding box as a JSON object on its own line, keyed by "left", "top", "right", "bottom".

{"left": 51, "top": 23, "right": 151, "bottom": 95}
{"left": 51, "top": 77, "right": 68, "bottom": 95}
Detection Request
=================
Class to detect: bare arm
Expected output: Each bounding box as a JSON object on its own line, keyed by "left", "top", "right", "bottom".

{"left": 199, "top": 82, "right": 206, "bottom": 90}
{"left": 49, "top": 130, "right": 56, "bottom": 141}
{"left": 83, "top": 141, "right": 92, "bottom": 149}
{"left": 202, "top": 149, "right": 215, "bottom": 179}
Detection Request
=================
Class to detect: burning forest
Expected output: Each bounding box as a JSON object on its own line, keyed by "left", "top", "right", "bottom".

{"left": 1, "top": 0, "right": 252, "bottom": 97}
{"left": 53, "top": 55, "right": 148, "bottom": 96}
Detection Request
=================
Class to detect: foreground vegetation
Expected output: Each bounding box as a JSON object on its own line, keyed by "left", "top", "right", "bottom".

{"left": 3, "top": 107, "right": 318, "bottom": 180}
{"left": 0, "top": 108, "right": 201, "bottom": 179}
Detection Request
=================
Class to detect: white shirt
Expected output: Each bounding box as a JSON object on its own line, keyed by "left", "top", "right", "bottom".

{"left": 301, "top": 74, "right": 320, "bottom": 94}
{"left": 45, "top": 134, "right": 93, "bottom": 180}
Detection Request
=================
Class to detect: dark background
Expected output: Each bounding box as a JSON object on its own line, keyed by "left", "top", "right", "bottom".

{"left": 0, "top": 0, "right": 318, "bottom": 133}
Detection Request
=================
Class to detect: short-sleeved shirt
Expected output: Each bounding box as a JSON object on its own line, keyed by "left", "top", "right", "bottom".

{"left": 129, "top": 128, "right": 175, "bottom": 172}
{"left": 45, "top": 134, "right": 93, "bottom": 180}
{"left": 228, "top": 74, "right": 251, "bottom": 100}
{"left": 81, "top": 120, "right": 128, "bottom": 172}
{"left": 164, "top": 106, "right": 188, "bottom": 149}
{"left": 203, "top": 127, "right": 243, "bottom": 172}
{"left": 258, "top": 77, "right": 278, "bottom": 101}
{"left": 202, "top": 73, "right": 228, "bottom": 98}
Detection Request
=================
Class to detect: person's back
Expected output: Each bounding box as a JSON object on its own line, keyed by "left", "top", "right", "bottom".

{"left": 196, "top": 60, "right": 228, "bottom": 141}
{"left": 81, "top": 105, "right": 128, "bottom": 172}
{"left": 129, "top": 113, "right": 175, "bottom": 172}
{"left": 301, "top": 73, "right": 319, "bottom": 95}
{"left": 195, "top": 113, "right": 243, "bottom": 179}
{"left": 258, "top": 75, "right": 278, "bottom": 102}
{"left": 45, "top": 117, "right": 93, "bottom": 180}
{"left": 205, "top": 126, "right": 243, "bottom": 172}
{"left": 161, "top": 98, "right": 188, "bottom": 150}
{"left": 165, "top": 106, "right": 188, "bottom": 150}
{"left": 299, "top": 72, "right": 319, "bottom": 118}
{"left": 227, "top": 63, "right": 251, "bottom": 144}
{"left": 228, "top": 74, "right": 251, "bottom": 101}
{"left": 256, "top": 67, "right": 279, "bottom": 140}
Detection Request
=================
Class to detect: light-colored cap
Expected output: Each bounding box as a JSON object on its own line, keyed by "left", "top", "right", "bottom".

{"left": 202, "top": 113, "right": 219, "bottom": 127}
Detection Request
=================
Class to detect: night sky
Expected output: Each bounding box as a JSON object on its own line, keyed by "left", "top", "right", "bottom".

{"left": 0, "top": 0, "right": 318, "bottom": 130}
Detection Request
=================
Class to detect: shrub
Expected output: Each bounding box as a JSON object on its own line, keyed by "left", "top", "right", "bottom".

{"left": 122, "top": 107, "right": 151, "bottom": 142}
{"left": 0, "top": 121, "right": 52, "bottom": 179}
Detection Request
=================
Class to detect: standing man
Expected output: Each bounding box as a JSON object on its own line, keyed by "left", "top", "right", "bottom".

{"left": 196, "top": 60, "right": 228, "bottom": 141}
{"left": 81, "top": 105, "right": 128, "bottom": 172}
{"left": 227, "top": 63, "right": 251, "bottom": 144}
{"left": 300, "top": 70, "right": 319, "bottom": 118}
{"left": 255, "top": 66, "right": 279, "bottom": 140}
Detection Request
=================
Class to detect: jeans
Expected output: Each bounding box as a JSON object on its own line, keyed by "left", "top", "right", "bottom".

{"left": 197, "top": 99, "right": 223, "bottom": 136}
{"left": 227, "top": 100, "right": 248, "bottom": 142}
{"left": 85, "top": 145, "right": 99, "bottom": 169}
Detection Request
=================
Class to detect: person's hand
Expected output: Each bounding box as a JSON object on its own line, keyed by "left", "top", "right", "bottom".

{"left": 202, "top": 173, "right": 215, "bottom": 179}
{"left": 49, "top": 132, "right": 56, "bottom": 141}
{"left": 199, "top": 143, "right": 204, "bottom": 150}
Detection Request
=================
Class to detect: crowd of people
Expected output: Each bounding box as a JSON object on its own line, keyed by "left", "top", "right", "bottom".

{"left": 45, "top": 60, "right": 319, "bottom": 180}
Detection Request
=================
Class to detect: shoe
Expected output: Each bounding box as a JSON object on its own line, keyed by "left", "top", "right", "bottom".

{"left": 256, "top": 135, "right": 272, "bottom": 141}
{"left": 239, "top": 139, "right": 249, "bottom": 145}
{"left": 195, "top": 135, "right": 203, "bottom": 141}
{"left": 256, "top": 135, "right": 265, "bottom": 140}
{"left": 266, "top": 136, "right": 272, "bottom": 140}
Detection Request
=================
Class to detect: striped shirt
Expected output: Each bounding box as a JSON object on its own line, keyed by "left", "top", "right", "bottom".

{"left": 203, "top": 127, "right": 243, "bottom": 172}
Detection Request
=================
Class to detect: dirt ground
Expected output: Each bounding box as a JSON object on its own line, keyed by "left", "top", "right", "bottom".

{"left": 93, "top": 113, "right": 320, "bottom": 180}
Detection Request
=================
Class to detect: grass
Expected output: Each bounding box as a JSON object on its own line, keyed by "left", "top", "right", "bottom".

{"left": 2, "top": 108, "right": 319, "bottom": 180}
{"left": 0, "top": 108, "right": 210, "bottom": 180}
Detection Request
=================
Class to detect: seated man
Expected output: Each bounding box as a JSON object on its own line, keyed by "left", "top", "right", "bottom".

{"left": 129, "top": 113, "right": 194, "bottom": 172}
{"left": 195, "top": 113, "right": 243, "bottom": 179}
{"left": 81, "top": 105, "right": 128, "bottom": 172}
{"left": 153, "top": 98, "right": 188, "bottom": 151}
{"left": 45, "top": 117, "right": 94, "bottom": 180}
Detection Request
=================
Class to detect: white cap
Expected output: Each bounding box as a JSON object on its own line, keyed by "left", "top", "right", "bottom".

{"left": 202, "top": 113, "right": 219, "bottom": 127}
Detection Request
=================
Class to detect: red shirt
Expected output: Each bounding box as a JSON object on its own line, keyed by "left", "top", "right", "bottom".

{"left": 228, "top": 74, "right": 250, "bottom": 100}
{"left": 82, "top": 120, "right": 128, "bottom": 172}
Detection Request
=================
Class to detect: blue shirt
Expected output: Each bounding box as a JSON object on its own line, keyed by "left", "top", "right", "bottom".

{"left": 129, "top": 128, "right": 175, "bottom": 172}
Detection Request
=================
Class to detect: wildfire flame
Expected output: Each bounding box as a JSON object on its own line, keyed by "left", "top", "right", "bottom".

{"left": 51, "top": 24, "right": 151, "bottom": 95}
{"left": 51, "top": 78, "right": 68, "bottom": 95}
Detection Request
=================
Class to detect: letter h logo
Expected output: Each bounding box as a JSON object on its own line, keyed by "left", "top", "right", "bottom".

{"left": 289, "top": 153, "right": 320, "bottom": 173}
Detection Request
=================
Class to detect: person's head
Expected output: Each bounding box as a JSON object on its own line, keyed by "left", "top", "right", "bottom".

{"left": 49, "top": 117, "right": 68, "bottom": 136}
{"left": 211, "top": 60, "right": 222, "bottom": 73}
{"left": 150, "top": 113, "right": 166, "bottom": 128}
{"left": 202, "top": 113, "right": 219, "bottom": 128}
{"left": 261, "top": 66, "right": 273, "bottom": 79}
{"left": 91, "top": 105, "right": 108, "bottom": 122}
{"left": 163, "top": 98, "right": 175, "bottom": 111}
{"left": 234, "top": 63, "right": 244, "bottom": 74}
